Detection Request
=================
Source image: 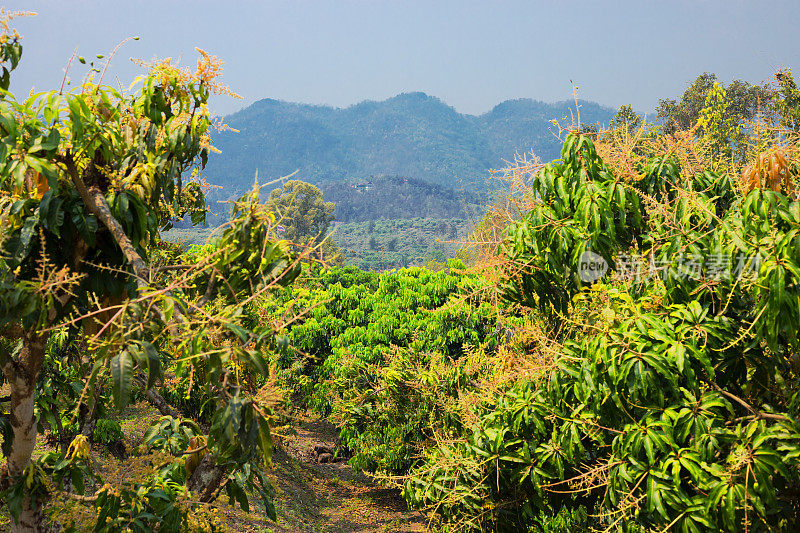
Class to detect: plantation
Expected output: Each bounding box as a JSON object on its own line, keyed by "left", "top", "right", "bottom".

{"left": 255, "top": 123, "right": 800, "bottom": 532}
{"left": 3, "top": 7, "right": 800, "bottom": 533}
{"left": 333, "top": 217, "right": 474, "bottom": 271}
{"left": 167, "top": 216, "right": 475, "bottom": 272}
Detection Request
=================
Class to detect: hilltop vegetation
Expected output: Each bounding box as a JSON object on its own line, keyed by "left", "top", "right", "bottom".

{"left": 202, "top": 93, "right": 615, "bottom": 201}
{"left": 333, "top": 217, "right": 473, "bottom": 271}
{"left": 318, "top": 175, "right": 484, "bottom": 222}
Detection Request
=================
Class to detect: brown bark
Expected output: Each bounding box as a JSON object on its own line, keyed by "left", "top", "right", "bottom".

{"left": 145, "top": 388, "right": 182, "bottom": 419}
{"left": 60, "top": 152, "right": 148, "bottom": 284}
{"left": 2, "top": 331, "right": 49, "bottom": 533}
{"left": 130, "top": 373, "right": 182, "bottom": 418}
{"left": 187, "top": 453, "right": 227, "bottom": 502}
{"left": 79, "top": 390, "right": 98, "bottom": 439}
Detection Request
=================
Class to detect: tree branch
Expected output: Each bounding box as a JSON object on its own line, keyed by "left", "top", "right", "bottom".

{"left": 59, "top": 152, "right": 148, "bottom": 286}
{"left": 197, "top": 271, "right": 217, "bottom": 308}
{"left": 64, "top": 492, "right": 99, "bottom": 503}
{"left": 134, "top": 374, "right": 182, "bottom": 418}
{"left": 707, "top": 379, "right": 790, "bottom": 423}
{"left": 176, "top": 444, "right": 207, "bottom": 456}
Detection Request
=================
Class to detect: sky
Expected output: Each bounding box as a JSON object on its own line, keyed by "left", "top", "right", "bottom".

{"left": 4, "top": 1, "right": 800, "bottom": 117}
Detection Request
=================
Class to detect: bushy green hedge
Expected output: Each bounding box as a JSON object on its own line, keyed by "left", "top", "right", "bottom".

{"left": 404, "top": 134, "right": 800, "bottom": 531}
{"left": 255, "top": 133, "right": 800, "bottom": 532}
{"left": 264, "top": 261, "right": 499, "bottom": 473}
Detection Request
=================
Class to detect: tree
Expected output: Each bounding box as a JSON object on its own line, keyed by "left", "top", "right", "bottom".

{"left": 656, "top": 72, "right": 770, "bottom": 134}
{"left": 656, "top": 73, "right": 719, "bottom": 133}
{"left": 0, "top": 17, "right": 299, "bottom": 532}
{"left": 266, "top": 179, "right": 341, "bottom": 262}
{"left": 609, "top": 104, "right": 643, "bottom": 134}
{"left": 773, "top": 69, "right": 800, "bottom": 131}
{"left": 696, "top": 81, "right": 745, "bottom": 163}
{"left": 408, "top": 133, "right": 800, "bottom": 531}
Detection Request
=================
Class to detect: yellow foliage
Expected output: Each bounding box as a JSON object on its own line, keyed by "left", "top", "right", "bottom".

{"left": 184, "top": 435, "right": 208, "bottom": 476}
{"left": 741, "top": 148, "right": 795, "bottom": 195}
{"left": 66, "top": 434, "right": 91, "bottom": 461}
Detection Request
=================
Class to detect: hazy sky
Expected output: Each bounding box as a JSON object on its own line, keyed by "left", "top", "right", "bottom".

{"left": 5, "top": 1, "right": 800, "bottom": 117}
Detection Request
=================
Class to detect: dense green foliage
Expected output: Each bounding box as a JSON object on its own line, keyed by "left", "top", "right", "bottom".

{"left": 500, "top": 134, "right": 645, "bottom": 312}
{"left": 403, "top": 134, "right": 800, "bottom": 531}
{"left": 656, "top": 73, "right": 770, "bottom": 135}
{"left": 165, "top": 215, "right": 475, "bottom": 271}
{"left": 261, "top": 263, "right": 499, "bottom": 473}
{"left": 265, "top": 179, "right": 341, "bottom": 262}
{"left": 334, "top": 217, "right": 472, "bottom": 270}
{"left": 775, "top": 70, "right": 800, "bottom": 132}
{"left": 0, "top": 23, "right": 300, "bottom": 531}
{"left": 240, "top": 129, "right": 800, "bottom": 532}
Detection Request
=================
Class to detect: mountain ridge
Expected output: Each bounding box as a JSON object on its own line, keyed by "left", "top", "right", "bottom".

{"left": 203, "top": 92, "right": 616, "bottom": 201}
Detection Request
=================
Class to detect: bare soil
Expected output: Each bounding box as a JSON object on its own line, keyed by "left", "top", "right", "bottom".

{"left": 257, "top": 414, "right": 428, "bottom": 533}
{"left": 0, "top": 401, "right": 427, "bottom": 532}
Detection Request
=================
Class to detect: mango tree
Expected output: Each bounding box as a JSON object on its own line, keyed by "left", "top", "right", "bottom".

{"left": 407, "top": 133, "right": 800, "bottom": 531}
{"left": 0, "top": 21, "right": 298, "bottom": 532}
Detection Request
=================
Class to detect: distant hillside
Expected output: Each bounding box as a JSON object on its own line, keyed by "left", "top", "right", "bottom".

{"left": 480, "top": 98, "right": 608, "bottom": 163}
{"left": 317, "top": 175, "right": 484, "bottom": 223}
{"left": 333, "top": 217, "right": 474, "bottom": 271}
{"left": 203, "top": 93, "right": 615, "bottom": 201}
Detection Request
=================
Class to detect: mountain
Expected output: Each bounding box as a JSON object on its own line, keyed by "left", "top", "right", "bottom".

{"left": 479, "top": 98, "right": 611, "bottom": 163}
{"left": 202, "top": 93, "right": 615, "bottom": 201}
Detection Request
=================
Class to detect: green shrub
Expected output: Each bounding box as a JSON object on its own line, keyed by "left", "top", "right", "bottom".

{"left": 92, "top": 419, "right": 124, "bottom": 445}
{"left": 265, "top": 263, "right": 498, "bottom": 472}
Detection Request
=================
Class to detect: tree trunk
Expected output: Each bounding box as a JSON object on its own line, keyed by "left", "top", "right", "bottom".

{"left": 145, "top": 388, "right": 182, "bottom": 418}
{"left": 3, "top": 331, "right": 49, "bottom": 533}
{"left": 79, "top": 384, "right": 101, "bottom": 440}
{"left": 187, "top": 453, "right": 227, "bottom": 502}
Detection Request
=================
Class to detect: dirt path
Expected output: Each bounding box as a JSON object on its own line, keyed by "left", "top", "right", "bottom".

{"left": 5, "top": 401, "right": 426, "bottom": 532}
{"left": 252, "top": 414, "right": 428, "bottom": 533}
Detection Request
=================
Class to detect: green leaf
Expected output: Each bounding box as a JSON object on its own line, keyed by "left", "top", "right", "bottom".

{"left": 141, "top": 342, "right": 162, "bottom": 390}
{"left": 110, "top": 350, "right": 134, "bottom": 409}
{"left": 41, "top": 128, "right": 60, "bottom": 151}
{"left": 258, "top": 420, "right": 273, "bottom": 468}
{"left": 70, "top": 467, "right": 84, "bottom": 495}
{"left": 13, "top": 208, "right": 40, "bottom": 265}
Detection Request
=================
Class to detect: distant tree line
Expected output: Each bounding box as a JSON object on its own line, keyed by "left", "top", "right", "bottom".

{"left": 317, "top": 175, "right": 484, "bottom": 222}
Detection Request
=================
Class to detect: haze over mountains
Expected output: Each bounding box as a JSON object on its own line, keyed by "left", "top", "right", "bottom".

{"left": 204, "top": 92, "right": 615, "bottom": 203}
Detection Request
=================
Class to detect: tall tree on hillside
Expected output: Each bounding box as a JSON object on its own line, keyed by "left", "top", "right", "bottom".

{"left": 609, "top": 104, "right": 643, "bottom": 133}
{"left": 267, "top": 180, "right": 342, "bottom": 263}
{"left": 656, "top": 73, "right": 771, "bottom": 134}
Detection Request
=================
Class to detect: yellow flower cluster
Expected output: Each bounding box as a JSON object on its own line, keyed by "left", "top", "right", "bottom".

{"left": 184, "top": 502, "right": 229, "bottom": 532}
{"left": 130, "top": 48, "right": 241, "bottom": 100}
{"left": 0, "top": 8, "right": 33, "bottom": 41}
